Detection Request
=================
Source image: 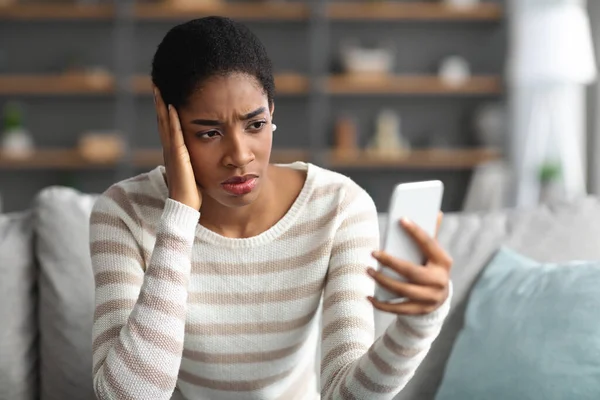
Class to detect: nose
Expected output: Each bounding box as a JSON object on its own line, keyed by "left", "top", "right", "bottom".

{"left": 222, "top": 131, "right": 255, "bottom": 169}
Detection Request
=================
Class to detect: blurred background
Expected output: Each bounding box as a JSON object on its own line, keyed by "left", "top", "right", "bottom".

{"left": 0, "top": 0, "right": 598, "bottom": 214}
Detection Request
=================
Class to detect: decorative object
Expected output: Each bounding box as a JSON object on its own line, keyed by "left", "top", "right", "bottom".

{"left": 367, "top": 109, "right": 410, "bottom": 155}
{"left": 473, "top": 102, "right": 506, "bottom": 149}
{"left": 538, "top": 160, "right": 563, "bottom": 204}
{"left": 436, "top": 247, "right": 600, "bottom": 400}
{"left": 340, "top": 41, "right": 395, "bottom": 75}
{"left": 77, "top": 131, "right": 125, "bottom": 163}
{"left": 1, "top": 102, "right": 34, "bottom": 159}
{"left": 508, "top": 0, "right": 597, "bottom": 207}
{"left": 333, "top": 115, "right": 359, "bottom": 154}
{"left": 443, "top": 0, "right": 480, "bottom": 9}
{"left": 271, "top": 124, "right": 277, "bottom": 132}
{"left": 439, "top": 55, "right": 471, "bottom": 87}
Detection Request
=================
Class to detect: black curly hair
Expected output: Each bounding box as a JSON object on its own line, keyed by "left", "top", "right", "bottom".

{"left": 151, "top": 16, "right": 275, "bottom": 109}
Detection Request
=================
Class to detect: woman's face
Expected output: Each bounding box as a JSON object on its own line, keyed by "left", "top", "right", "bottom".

{"left": 177, "top": 73, "right": 274, "bottom": 209}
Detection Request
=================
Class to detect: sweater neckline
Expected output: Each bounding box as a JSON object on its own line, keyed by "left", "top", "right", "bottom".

{"left": 148, "top": 162, "right": 317, "bottom": 248}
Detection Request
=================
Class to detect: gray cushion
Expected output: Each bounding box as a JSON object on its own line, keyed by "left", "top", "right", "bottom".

{"left": 0, "top": 211, "right": 36, "bottom": 400}
{"left": 34, "top": 187, "right": 98, "bottom": 400}
{"left": 376, "top": 196, "right": 600, "bottom": 400}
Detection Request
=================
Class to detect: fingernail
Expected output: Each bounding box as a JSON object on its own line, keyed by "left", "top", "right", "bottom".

{"left": 371, "top": 250, "right": 381, "bottom": 258}
{"left": 367, "top": 268, "right": 376, "bottom": 276}
{"left": 168, "top": 105, "right": 172, "bottom": 112}
{"left": 400, "top": 217, "right": 412, "bottom": 226}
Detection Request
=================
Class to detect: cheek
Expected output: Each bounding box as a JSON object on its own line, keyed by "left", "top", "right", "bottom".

{"left": 185, "top": 142, "right": 216, "bottom": 185}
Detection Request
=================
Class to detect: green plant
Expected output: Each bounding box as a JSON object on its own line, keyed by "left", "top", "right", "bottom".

{"left": 2, "top": 102, "right": 24, "bottom": 131}
{"left": 538, "top": 160, "right": 562, "bottom": 184}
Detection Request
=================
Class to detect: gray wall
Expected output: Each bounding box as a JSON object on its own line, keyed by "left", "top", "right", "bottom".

{"left": 0, "top": 0, "right": 506, "bottom": 213}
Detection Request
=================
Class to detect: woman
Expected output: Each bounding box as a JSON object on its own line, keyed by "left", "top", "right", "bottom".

{"left": 90, "top": 16, "right": 453, "bottom": 400}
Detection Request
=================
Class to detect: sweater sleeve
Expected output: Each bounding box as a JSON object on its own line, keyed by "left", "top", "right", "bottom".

{"left": 90, "top": 188, "right": 199, "bottom": 400}
{"left": 320, "top": 185, "right": 451, "bottom": 399}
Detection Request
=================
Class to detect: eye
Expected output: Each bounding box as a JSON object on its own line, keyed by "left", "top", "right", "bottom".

{"left": 196, "top": 130, "right": 221, "bottom": 140}
{"left": 247, "top": 120, "right": 267, "bottom": 132}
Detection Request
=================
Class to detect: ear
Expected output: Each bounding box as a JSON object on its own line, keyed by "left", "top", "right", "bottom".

{"left": 269, "top": 102, "right": 275, "bottom": 120}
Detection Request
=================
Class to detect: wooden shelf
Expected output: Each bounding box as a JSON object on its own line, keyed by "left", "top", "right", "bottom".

{"left": 0, "top": 73, "right": 115, "bottom": 95}
{"left": 133, "top": 73, "right": 309, "bottom": 95}
{"left": 327, "top": 149, "right": 501, "bottom": 169}
{"left": 326, "top": 74, "right": 502, "bottom": 95}
{"left": 0, "top": 148, "right": 310, "bottom": 169}
{"left": 134, "top": 2, "right": 309, "bottom": 21}
{"left": 0, "top": 3, "right": 114, "bottom": 20}
{"left": 327, "top": 2, "right": 503, "bottom": 21}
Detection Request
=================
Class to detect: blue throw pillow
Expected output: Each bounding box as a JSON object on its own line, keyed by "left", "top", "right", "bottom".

{"left": 435, "top": 247, "right": 600, "bottom": 400}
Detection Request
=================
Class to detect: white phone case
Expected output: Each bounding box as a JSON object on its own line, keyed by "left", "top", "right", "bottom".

{"left": 375, "top": 180, "right": 444, "bottom": 303}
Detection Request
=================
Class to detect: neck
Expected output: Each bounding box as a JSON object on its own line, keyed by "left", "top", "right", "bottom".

{"left": 199, "top": 166, "right": 277, "bottom": 238}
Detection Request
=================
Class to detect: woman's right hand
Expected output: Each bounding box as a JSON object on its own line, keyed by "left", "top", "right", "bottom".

{"left": 153, "top": 86, "right": 202, "bottom": 211}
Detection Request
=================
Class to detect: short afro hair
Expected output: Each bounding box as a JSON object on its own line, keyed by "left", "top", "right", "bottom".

{"left": 151, "top": 16, "right": 275, "bottom": 109}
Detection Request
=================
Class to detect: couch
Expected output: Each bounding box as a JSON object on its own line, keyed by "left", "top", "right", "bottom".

{"left": 3, "top": 185, "right": 600, "bottom": 400}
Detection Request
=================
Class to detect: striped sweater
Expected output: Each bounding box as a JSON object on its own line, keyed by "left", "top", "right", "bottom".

{"left": 90, "top": 162, "right": 450, "bottom": 400}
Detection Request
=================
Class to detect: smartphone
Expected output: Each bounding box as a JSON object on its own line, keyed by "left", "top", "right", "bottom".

{"left": 375, "top": 180, "right": 444, "bottom": 303}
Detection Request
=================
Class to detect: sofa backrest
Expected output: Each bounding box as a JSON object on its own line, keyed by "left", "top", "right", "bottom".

{"left": 5, "top": 186, "right": 600, "bottom": 400}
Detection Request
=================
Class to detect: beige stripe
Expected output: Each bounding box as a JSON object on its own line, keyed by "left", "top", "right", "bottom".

{"left": 93, "top": 325, "right": 122, "bottom": 354}
{"left": 321, "top": 342, "right": 368, "bottom": 372}
{"left": 339, "top": 184, "right": 363, "bottom": 211}
{"left": 114, "top": 334, "right": 176, "bottom": 391}
{"left": 339, "top": 210, "right": 375, "bottom": 231}
{"left": 145, "top": 263, "right": 189, "bottom": 287}
{"left": 382, "top": 333, "right": 423, "bottom": 358}
{"left": 188, "top": 279, "right": 323, "bottom": 305}
{"left": 178, "top": 366, "right": 294, "bottom": 392}
{"left": 395, "top": 318, "right": 429, "bottom": 339}
{"left": 95, "top": 271, "right": 143, "bottom": 288}
{"left": 127, "top": 173, "right": 151, "bottom": 183}
{"left": 90, "top": 211, "right": 130, "bottom": 232}
{"left": 322, "top": 363, "right": 352, "bottom": 399}
{"left": 155, "top": 231, "right": 191, "bottom": 254}
{"left": 91, "top": 240, "right": 144, "bottom": 266}
{"left": 322, "top": 317, "right": 372, "bottom": 341}
{"left": 101, "top": 360, "right": 137, "bottom": 400}
{"left": 183, "top": 340, "right": 304, "bottom": 364}
{"left": 367, "top": 347, "right": 411, "bottom": 377}
{"left": 94, "top": 298, "right": 137, "bottom": 322}
{"left": 330, "top": 237, "right": 377, "bottom": 260}
{"left": 186, "top": 308, "right": 317, "bottom": 335}
{"left": 192, "top": 239, "right": 332, "bottom": 275}
{"left": 326, "top": 263, "right": 368, "bottom": 282}
{"left": 323, "top": 290, "right": 366, "bottom": 312}
{"left": 105, "top": 185, "right": 139, "bottom": 225}
{"left": 128, "top": 317, "right": 183, "bottom": 355}
{"left": 339, "top": 375, "right": 359, "bottom": 400}
{"left": 353, "top": 365, "right": 397, "bottom": 394}
{"left": 137, "top": 290, "right": 186, "bottom": 321}
{"left": 129, "top": 192, "right": 164, "bottom": 210}
{"left": 278, "top": 206, "right": 337, "bottom": 241}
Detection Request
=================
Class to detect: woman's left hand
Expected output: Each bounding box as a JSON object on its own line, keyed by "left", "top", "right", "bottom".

{"left": 367, "top": 213, "right": 453, "bottom": 316}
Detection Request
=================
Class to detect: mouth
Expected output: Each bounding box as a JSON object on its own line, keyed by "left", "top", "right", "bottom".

{"left": 221, "top": 174, "right": 259, "bottom": 196}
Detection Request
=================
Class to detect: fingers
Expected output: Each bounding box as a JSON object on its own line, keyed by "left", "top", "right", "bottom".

{"left": 168, "top": 105, "right": 185, "bottom": 150}
{"left": 400, "top": 218, "right": 452, "bottom": 269}
{"left": 368, "top": 297, "right": 441, "bottom": 316}
{"left": 367, "top": 268, "right": 443, "bottom": 303}
{"left": 372, "top": 251, "right": 446, "bottom": 287}
{"left": 153, "top": 86, "right": 170, "bottom": 150}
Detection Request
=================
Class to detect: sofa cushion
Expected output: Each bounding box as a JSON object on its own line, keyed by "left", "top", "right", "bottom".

{"left": 379, "top": 196, "right": 600, "bottom": 400}
{"left": 34, "top": 187, "right": 98, "bottom": 400}
{"left": 0, "top": 211, "right": 37, "bottom": 400}
{"left": 435, "top": 247, "right": 600, "bottom": 400}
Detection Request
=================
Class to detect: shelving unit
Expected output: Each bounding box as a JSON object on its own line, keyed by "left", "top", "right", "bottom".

{"left": 0, "top": 0, "right": 507, "bottom": 211}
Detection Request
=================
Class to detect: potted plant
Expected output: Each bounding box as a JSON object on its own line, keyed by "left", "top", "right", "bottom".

{"left": 538, "top": 160, "right": 562, "bottom": 204}
{"left": 1, "top": 102, "right": 34, "bottom": 159}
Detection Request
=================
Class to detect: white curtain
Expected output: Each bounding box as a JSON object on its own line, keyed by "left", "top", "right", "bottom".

{"left": 507, "top": 0, "right": 596, "bottom": 207}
